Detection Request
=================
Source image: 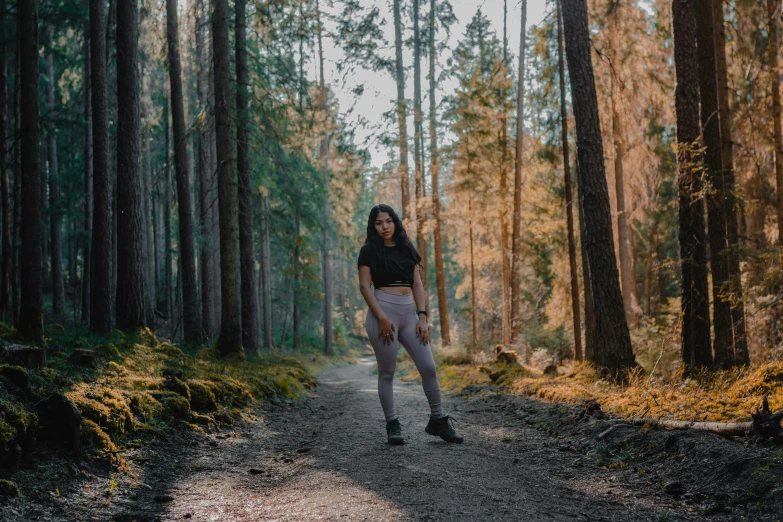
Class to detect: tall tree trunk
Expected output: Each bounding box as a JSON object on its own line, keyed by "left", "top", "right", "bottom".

{"left": 672, "top": 0, "right": 712, "bottom": 372}
{"left": 115, "top": 0, "right": 146, "bottom": 330}
{"left": 213, "top": 0, "right": 242, "bottom": 355}
{"left": 261, "top": 194, "right": 273, "bottom": 348}
{"left": 712, "top": 0, "right": 748, "bottom": 366}
{"left": 430, "top": 0, "right": 450, "bottom": 345}
{"left": 142, "top": 104, "right": 155, "bottom": 325}
{"left": 236, "top": 0, "right": 259, "bottom": 353}
{"left": 316, "top": 0, "right": 332, "bottom": 355}
{"left": 12, "top": 34, "right": 19, "bottom": 324}
{"left": 577, "top": 165, "right": 596, "bottom": 361}
{"left": 167, "top": 0, "right": 201, "bottom": 343}
{"left": 610, "top": 77, "right": 633, "bottom": 327}
{"left": 561, "top": 0, "right": 635, "bottom": 377}
{"left": 511, "top": 0, "right": 527, "bottom": 344}
{"left": 45, "top": 20, "right": 66, "bottom": 324}
{"left": 469, "top": 197, "right": 477, "bottom": 355}
{"left": 81, "top": 33, "right": 92, "bottom": 325}
{"left": 772, "top": 0, "right": 783, "bottom": 245}
{"left": 90, "top": 0, "right": 111, "bottom": 333}
{"left": 0, "top": 0, "right": 9, "bottom": 321}
{"left": 293, "top": 207, "right": 300, "bottom": 351}
{"left": 164, "top": 108, "right": 173, "bottom": 326}
{"left": 557, "top": 0, "right": 582, "bottom": 362}
{"left": 498, "top": 0, "right": 511, "bottom": 349}
{"left": 393, "top": 0, "right": 410, "bottom": 221}
{"left": 413, "top": 0, "right": 429, "bottom": 305}
{"left": 195, "top": 0, "right": 217, "bottom": 339}
{"left": 17, "top": 0, "right": 42, "bottom": 341}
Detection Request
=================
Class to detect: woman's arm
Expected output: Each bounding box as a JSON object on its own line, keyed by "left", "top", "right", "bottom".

{"left": 413, "top": 266, "right": 430, "bottom": 344}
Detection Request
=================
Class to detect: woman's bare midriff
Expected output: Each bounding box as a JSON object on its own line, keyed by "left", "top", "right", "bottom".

{"left": 377, "top": 286, "right": 412, "bottom": 295}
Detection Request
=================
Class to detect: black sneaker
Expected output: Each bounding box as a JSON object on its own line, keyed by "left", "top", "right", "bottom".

{"left": 386, "top": 418, "right": 404, "bottom": 445}
{"left": 425, "top": 414, "right": 464, "bottom": 443}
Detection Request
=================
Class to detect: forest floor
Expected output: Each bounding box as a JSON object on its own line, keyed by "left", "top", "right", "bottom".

{"left": 2, "top": 347, "right": 783, "bottom": 521}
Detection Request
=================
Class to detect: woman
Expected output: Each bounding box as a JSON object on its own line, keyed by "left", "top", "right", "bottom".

{"left": 358, "top": 204, "right": 463, "bottom": 445}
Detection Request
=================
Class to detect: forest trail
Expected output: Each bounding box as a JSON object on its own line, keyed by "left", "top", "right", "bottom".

{"left": 125, "top": 355, "right": 698, "bottom": 522}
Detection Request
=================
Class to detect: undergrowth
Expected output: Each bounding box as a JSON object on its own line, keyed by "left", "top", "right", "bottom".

{"left": 0, "top": 325, "right": 324, "bottom": 471}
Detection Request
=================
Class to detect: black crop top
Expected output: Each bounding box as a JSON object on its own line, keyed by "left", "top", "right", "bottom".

{"left": 357, "top": 244, "right": 416, "bottom": 288}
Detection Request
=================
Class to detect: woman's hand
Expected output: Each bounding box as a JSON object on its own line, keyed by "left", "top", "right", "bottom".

{"left": 378, "top": 316, "right": 396, "bottom": 344}
{"left": 416, "top": 315, "right": 429, "bottom": 345}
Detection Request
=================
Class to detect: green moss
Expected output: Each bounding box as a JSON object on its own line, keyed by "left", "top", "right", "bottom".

{"left": 0, "top": 419, "right": 15, "bottom": 448}
{"left": 158, "top": 342, "right": 186, "bottom": 359}
{"left": 128, "top": 391, "right": 161, "bottom": 421}
{"left": 80, "top": 419, "right": 116, "bottom": 452}
{"left": 95, "top": 343, "right": 121, "bottom": 358}
{"left": 188, "top": 380, "right": 218, "bottom": 411}
{"left": 0, "top": 479, "right": 21, "bottom": 497}
{"left": 0, "top": 322, "right": 16, "bottom": 338}
{"left": 0, "top": 364, "right": 29, "bottom": 389}
{"left": 165, "top": 378, "right": 191, "bottom": 402}
{"left": 0, "top": 400, "right": 36, "bottom": 438}
{"left": 68, "top": 386, "right": 133, "bottom": 434}
{"left": 136, "top": 327, "right": 159, "bottom": 348}
{"left": 45, "top": 324, "right": 66, "bottom": 336}
{"left": 157, "top": 393, "right": 190, "bottom": 420}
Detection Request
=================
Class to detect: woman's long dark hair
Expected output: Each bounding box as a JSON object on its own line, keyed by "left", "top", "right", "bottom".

{"left": 364, "top": 204, "right": 421, "bottom": 272}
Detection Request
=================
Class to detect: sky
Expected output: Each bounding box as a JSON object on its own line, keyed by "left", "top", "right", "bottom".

{"left": 321, "top": 0, "right": 551, "bottom": 170}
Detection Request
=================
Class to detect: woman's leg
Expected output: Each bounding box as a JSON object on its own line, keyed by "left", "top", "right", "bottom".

{"left": 365, "top": 306, "right": 399, "bottom": 421}
{"left": 396, "top": 310, "right": 443, "bottom": 418}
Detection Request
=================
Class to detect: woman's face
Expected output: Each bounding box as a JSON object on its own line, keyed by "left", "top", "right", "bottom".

{"left": 374, "top": 212, "right": 395, "bottom": 240}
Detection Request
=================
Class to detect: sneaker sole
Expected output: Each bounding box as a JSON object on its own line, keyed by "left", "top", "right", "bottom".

{"left": 425, "top": 427, "right": 464, "bottom": 443}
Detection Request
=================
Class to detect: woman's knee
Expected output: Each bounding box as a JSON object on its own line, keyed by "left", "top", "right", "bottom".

{"left": 378, "top": 368, "right": 395, "bottom": 384}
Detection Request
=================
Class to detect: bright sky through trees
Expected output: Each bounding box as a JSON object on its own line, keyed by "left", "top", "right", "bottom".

{"left": 321, "top": 0, "right": 549, "bottom": 169}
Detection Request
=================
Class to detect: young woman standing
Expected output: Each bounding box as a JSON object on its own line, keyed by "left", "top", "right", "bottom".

{"left": 358, "top": 204, "right": 463, "bottom": 445}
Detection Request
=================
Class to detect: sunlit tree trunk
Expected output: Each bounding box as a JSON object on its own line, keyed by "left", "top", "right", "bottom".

{"left": 498, "top": 0, "right": 511, "bottom": 349}
{"left": 413, "top": 0, "right": 429, "bottom": 304}
{"left": 712, "top": 0, "right": 748, "bottom": 367}
{"left": 561, "top": 0, "right": 635, "bottom": 377}
{"left": 511, "top": 0, "right": 527, "bottom": 344}
{"left": 393, "top": 0, "right": 411, "bottom": 221}
{"left": 771, "top": 0, "right": 783, "bottom": 245}
{"left": 213, "top": 0, "right": 242, "bottom": 355}
{"left": 430, "top": 0, "right": 450, "bottom": 345}
{"left": 18, "top": 0, "right": 42, "bottom": 341}
{"left": 557, "top": 0, "right": 582, "bottom": 362}
{"left": 469, "top": 197, "right": 477, "bottom": 355}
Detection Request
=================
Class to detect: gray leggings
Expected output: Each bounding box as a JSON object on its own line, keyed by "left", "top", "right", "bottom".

{"left": 365, "top": 289, "right": 442, "bottom": 421}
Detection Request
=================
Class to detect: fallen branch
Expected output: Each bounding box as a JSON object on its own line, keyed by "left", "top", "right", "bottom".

{"left": 632, "top": 418, "right": 752, "bottom": 436}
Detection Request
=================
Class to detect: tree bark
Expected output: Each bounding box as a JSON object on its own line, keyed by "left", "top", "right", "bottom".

{"left": 12, "top": 33, "right": 19, "bottom": 325}
{"left": 81, "top": 32, "right": 92, "bottom": 325}
{"left": 261, "top": 194, "right": 273, "bottom": 348}
{"left": 469, "top": 197, "right": 477, "bottom": 355}
{"left": 213, "top": 0, "right": 242, "bottom": 355}
{"left": 772, "top": 0, "right": 783, "bottom": 245}
{"left": 115, "top": 0, "right": 146, "bottom": 331}
{"left": 511, "top": 0, "right": 527, "bottom": 344}
{"left": 498, "top": 0, "right": 511, "bottom": 349}
{"left": 413, "top": 0, "right": 429, "bottom": 306}
{"left": 164, "top": 106, "right": 173, "bottom": 325}
{"left": 577, "top": 160, "right": 596, "bottom": 360}
{"left": 167, "top": 0, "right": 201, "bottom": 343}
{"left": 557, "top": 0, "right": 582, "bottom": 362}
{"left": 18, "top": 0, "right": 42, "bottom": 341}
{"left": 316, "top": 0, "right": 333, "bottom": 355}
{"left": 293, "top": 208, "right": 300, "bottom": 352}
{"left": 672, "top": 0, "right": 712, "bottom": 372}
{"left": 561, "top": 0, "right": 635, "bottom": 377}
{"left": 0, "top": 0, "right": 9, "bottom": 321}
{"left": 393, "top": 0, "right": 410, "bottom": 221}
{"left": 235, "top": 0, "right": 259, "bottom": 353}
{"left": 44, "top": 19, "right": 65, "bottom": 324}
{"left": 430, "top": 0, "right": 450, "bottom": 345}
{"left": 712, "top": 0, "right": 748, "bottom": 367}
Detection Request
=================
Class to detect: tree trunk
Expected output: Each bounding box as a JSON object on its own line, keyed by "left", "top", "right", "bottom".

{"left": 772, "top": 0, "right": 783, "bottom": 245}
{"left": 672, "top": 0, "right": 712, "bottom": 372}
{"left": 195, "top": 0, "right": 217, "bottom": 340}
{"left": 557, "top": 0, "right": 582, "bottom": 362}
{"left": 17, "top": 0, "right": 42, "bottom": 341}
{"left": 577, "top": 160, "right": 596, "bottom": 360}
{"left": 81, "top": 32, "right": 92, "bottom": 325}
{"left": 316, "top": 0, "right": 332, "bottom": 355}
{"left": 293, "top": 208, "right": 300, "bottom": 352}
{"left": 115, "top": 0, "right": 146, "bottom": 331}
{"left": 234, "top": 0, "right": 259, "bottom": 353}
{"left": 561, "top": 0, "right": 635, "bottom": 378}
{"left": 45, "top": 20, "right": 66, "bottom": 324}
{"left": 610, "top": 77, "right": 633, "bottom": 327}
{"left": 166, "top": 0, "right": 201, "bottom": 343}
{"left": 12, "top": 34, "right": 19, "bottom": 325}
{"left": 413, "top": 0, "right": 429, "bottom": 305}
{"left": 163, "top": 102, "right": 173, "bottom": 326}
{"left": 511, "top": 0, "right": 527, "bottom": 344}
{"left": 469, "top": 198, "right": 477, "bottom": 355}
{"left": 0, "top": 0, "right": 9, "bottom": 321}
{"left": 213, "top": 0, "right": 242, "bottom": 355}
{"left": 393, "top": 0, "right": 410, "bottom": 221}
{"left": 430, "top": 0, "right": 450, "bottom": 345}
{"left": 498, "top": 0, "right": 511, "bottom": 349}
{"left": 712, "top": 0, "right": 748, "bottom": 367}
{"left": 261, "top": 194, "right": 273, "bottom": 348}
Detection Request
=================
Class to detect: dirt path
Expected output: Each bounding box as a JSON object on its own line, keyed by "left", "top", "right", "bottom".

{"left": 4, "top": 355, "right": 780, "bottom": 521}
